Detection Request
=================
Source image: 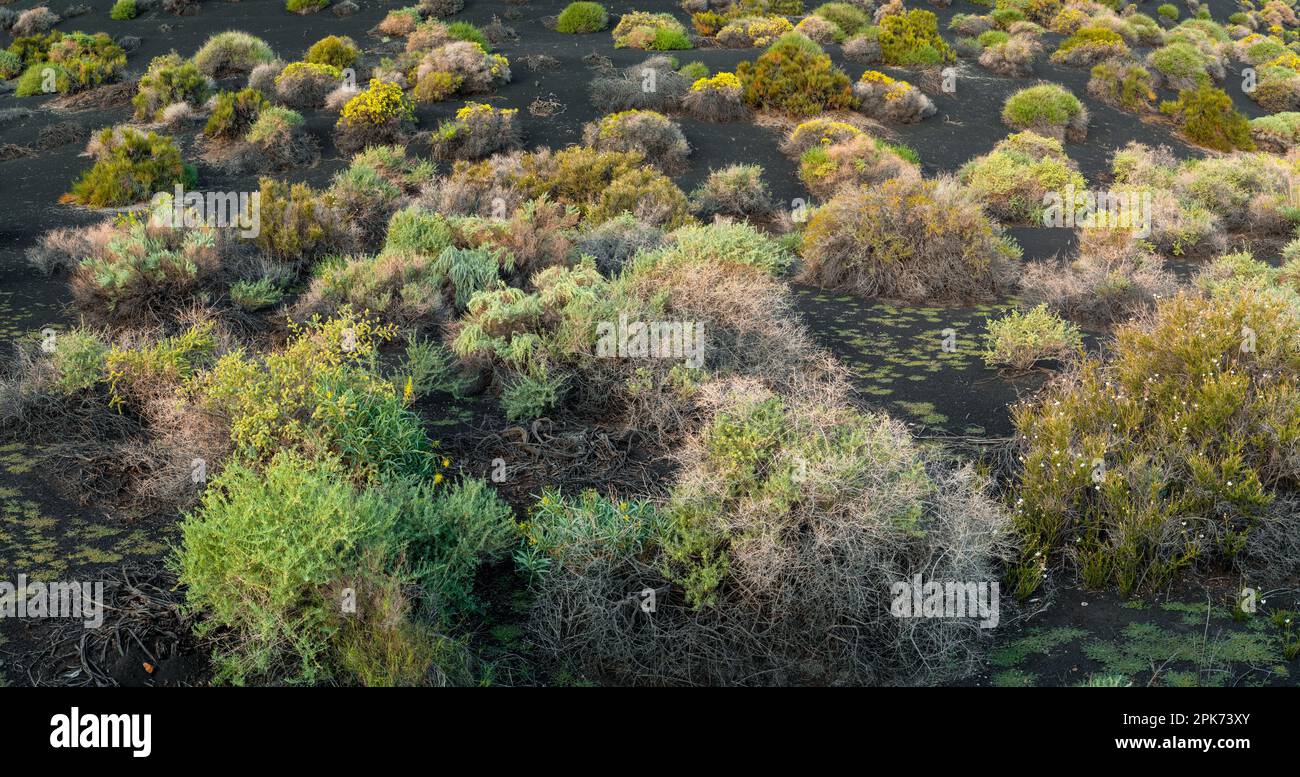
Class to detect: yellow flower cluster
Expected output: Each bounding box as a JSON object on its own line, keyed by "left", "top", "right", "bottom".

{"left": 339, "top": 79, "right": 414, "bottom": 128}
{"left": 691, "top": 71, "right": 741, "bottom": 92}
{"left": 1265, "top": 51, "right": 1300, "bottom": 72}
{"left": 455, "top": 102, "right": 518, "bottom": 121}
{"left": 860, "top": 70, "right": 915, "bottom": 101}
{"left": 276, "top": 61, "right": 342, "bottom": 85}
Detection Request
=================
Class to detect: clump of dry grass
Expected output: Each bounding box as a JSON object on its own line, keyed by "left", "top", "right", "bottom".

{"left": 1020, "top": 227, "right": 1180, "bottom": 327}
{"left": 799, "top": 176, "right": 1019, "bottom": 302}
{"left": 526, "top": 374, "right": 1016, "bottom": 686}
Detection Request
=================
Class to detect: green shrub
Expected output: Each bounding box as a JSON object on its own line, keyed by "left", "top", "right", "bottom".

{"left": 690, "top": 163, "right": 775, "bottom": 220}
{"left": 390, "top": 477, "right": 516, "bottom": 614}
{"left": 981, "top": 304, "right": 1082, "bottom": 371}
{"left": 105, "top": 323, "right": 217, "bottom": 409}
{"left": 384, "top": 207, "right": 455, "bottom": 256}
{"left": 1052, "top": 25, "right": 1128, "bottom": 66}
{"left": 254, "top": 178, "right": 345, "bottom": 262}
{"left": 516, "top": 489, "right": 666, "bottom": 579}
{"left": 286, "top": 0, "right": 330, "bottom": 14}
{"left": 1002, "top": 83, "right": 1088, "bottom": 141}
{"left": 0, "top": 51, "right": 22, "bottom": 80}
{"left": 1147, "top": 41, "right": 1220, "bottom": 90}
{"left": 204, "top": 88, "right": 269, "bottom": 139}
{"left": 612, "top": 11, "right": 692, "bottom": 50}
{"left": 1160, "top": 83, "right": 1254, "bottom": 151}
{"left": 736, "top": 33, "right": 853, "bottom": 116}
{"left": 66, "top": 128, "right": 194, "bottom": 208}
{"left": 525, "top": 378, "right": 1013, "bottom": 685}
{"left": 1156, "top": 3, "right": 1178, "bottom": 21}
{"left": 958, "top": 131, "right": 1088, "bottom": 224}
{"left": 1088, "top": 59, "right": 1156, "bottom": 111}
{"left": 70, "top": 217, "right": 217, "bottom": 320}
{"left": 176, "top": 451, "right": 392, "bottom": 685}
{"left": 191, "top": 310, "right": 436, "bottom": 482}
{"left": 446, "top": 21, "right": 491, "bottom": 51}
{"left": 660, "top": 221, "right": 791, "bottom": 275}
{"left": 1250, "top": 111, "right": 1300, "bottom": 151}
{"left": 978, "top": 29, "right": 1010, "bottom": 48}
{"left": 110, "top": 0, "right": 137, "bottom": 21}
{"left": 13, "top": 31, "right": 126, "bottom": 97}
{"left": 50, "top": 329, "right": 108, "bottom": 394}
{"left": 246, "top": 106, "right": 303, "bottom": 145}
{"left": 229, "top": 278, "right": 284, "bottom": 311}
{"left": 297, "top": 252, "right": 448, "bottom": 327}
{"left": 990, "top": 7, "right": 1025, "bottom": 27}
{"left": 1010, "top": 276, "right": 1300, "bottom": 596}
{"left": 193, "top": 31, "right": 276, "bottom": 78}
{"left": 582, "top": 109, "right": 691, "bottom": 174}
{"left": 814, "top": 2, "right": 869, "bottom": 36}
{"left": 557, "top": 2, "right": 609, "bottom": 33}
{"left": 305, "top": 35, "right": 358, "bottom": 69}
{"left": 799, "top": 176, "right": 1018, "bottom": 302}
{"left": 797, "top": 133, "right": 917, "bottom": 198}
{"left": 878, "top": 9, "right": 954, "bottom": 66}
{"left": 133, "top": 53, "right": 211, "bottom": 121}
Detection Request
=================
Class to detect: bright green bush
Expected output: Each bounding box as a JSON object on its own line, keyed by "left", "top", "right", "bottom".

{"left": 132, "top": 53, "right": 211, "bottom": 121}
{"left": 1002, "top": 83, "right": 1088, "bottom": 141}
{"left": 286, "top": 0, "right": 330, "bottom": 14}
{"left": 516, "top": 489, "right": 665, "bottom": 578}
{"left": 1250, "top": 111, "right": 1300, "bottom": 151}
{"left": 1051, "top": 25, "right": 1128, "bottom": 66}
{"left": 190, "top": 310, "right": 436, "bottom": 483}
{"left": 1156, "top": 3, "right": 1178, "bottom": 21}
{"left": 66, "top": 128, "right": 194, "bottom": 207}
{"left": 51, "top": 329, "right": 108, "bottom": 394}
{"left": 390, "top": 477, "right": 516, "bottom": 614}
{"left": 446, "top": 21, "right": 491, "bottom": 51}
{"left": 814, "top": 2, "right": 870, "bottom": 36}
{"left": 176, "top": 451, "right": 393, "bottom": 685}
{"left": 981, "top": 304, "right": 1082, "bottom": 371}
{"left": 229, "top": 278, "right": 284, "bottom": 311}
{"left": 204, "top": 88, "right": 269, "bottom": 139}
{"left": 1160, "top": 83, "right": 1255, "bottom": 151}
{"left": 104, "top": 323, "right": 217, "bottom": 409}
{"left": 0, "top": 50, "right": 22, "bottom": 80}
{"left": 13, "top": 31, "right": 126, "bottom": 96}
{"left": 246, "top": 106, "right": 303, "bottom": 145}
{"left": 383, "top": 207, "right": 454, "bottom": 256}
{"left": 878, "top": 9, "right": 954, "bottom": 66}
{"left": 110, "top": 0, "right": 137, "bottom": 21}
{"left": 959, "top": 131, "right": 1088, "bottom": 224}
{"left": 556, "top": 2, "right": 609, "bottom": 33}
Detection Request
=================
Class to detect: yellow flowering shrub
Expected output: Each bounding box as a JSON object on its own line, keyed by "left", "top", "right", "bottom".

{"left": 188, "top": 308, "right": 438, "bottom": 482}
{"left": 691, "top": 71, "right": 741, "bottom": 91}
{"left": 339, "top": 79, "right": 415, "bottom": 128}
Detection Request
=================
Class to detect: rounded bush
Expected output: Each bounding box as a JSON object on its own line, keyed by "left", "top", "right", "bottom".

{"left": 799, "top": 176, "right": 1018, "bottom": 302}
{"left": 1002, "top": 83, "right": 1088, "bottom": 142}
{"left": 556, "top": 2, "right": 609, "bottom": 34}
{"left": 736, "top": 33, "right": 853, "bottom": 117}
